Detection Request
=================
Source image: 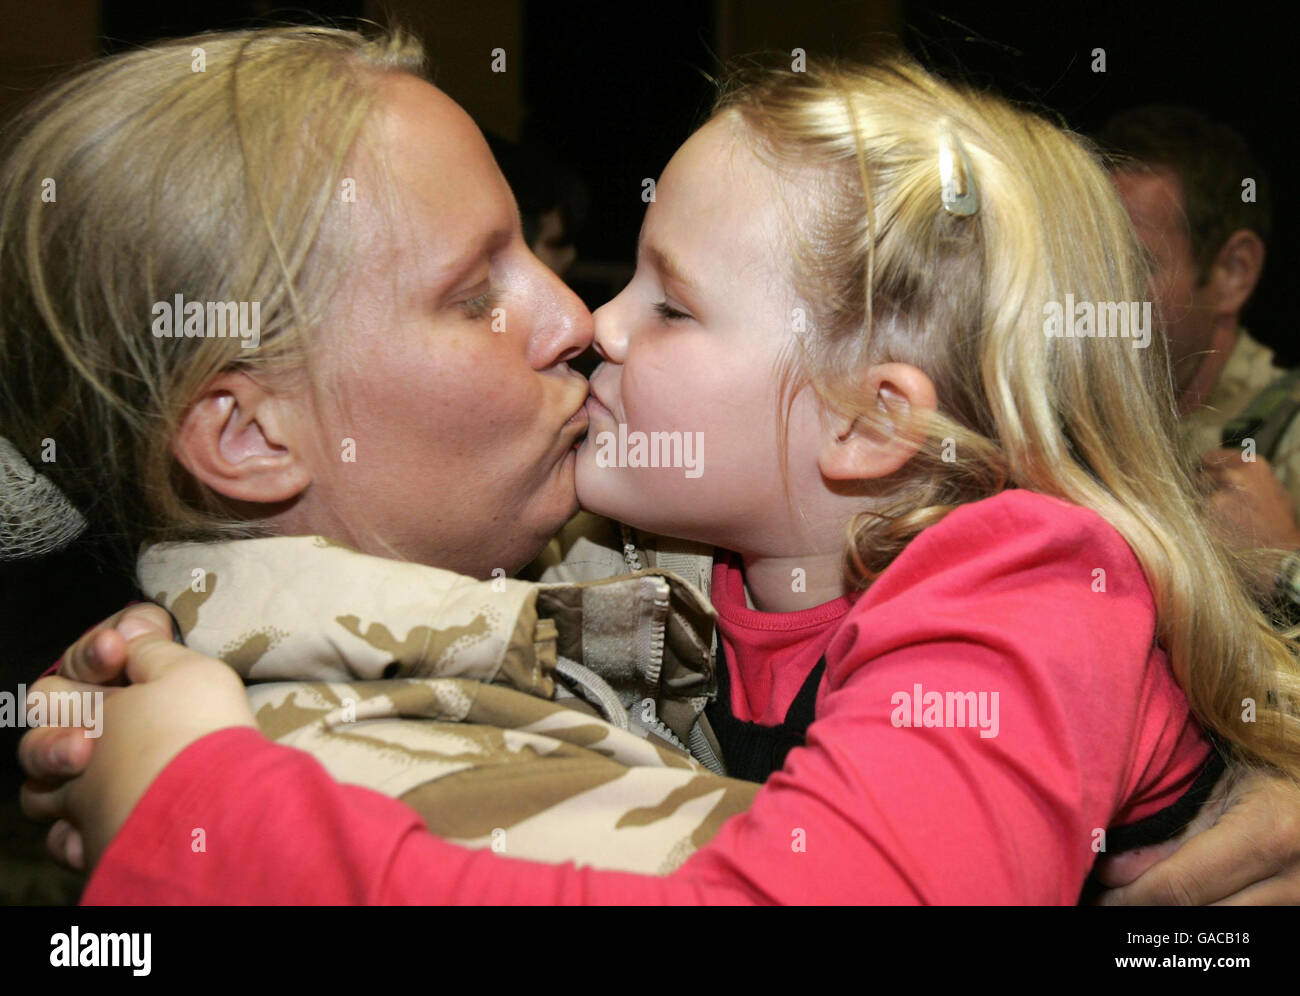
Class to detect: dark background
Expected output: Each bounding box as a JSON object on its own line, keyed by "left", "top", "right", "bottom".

{"left": 3, "top": 1, "right": 1289, "bottom": 342}
{"left": 0, "top": 0, "right": 1294, "bottom": 902}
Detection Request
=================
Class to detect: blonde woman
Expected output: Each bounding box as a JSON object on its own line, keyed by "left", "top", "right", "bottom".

{"left": 19, "top": 43, "right": 1300, "bottom": 903}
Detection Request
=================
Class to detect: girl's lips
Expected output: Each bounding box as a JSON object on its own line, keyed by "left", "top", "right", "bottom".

{"left": 585, "top": 394, "right": 613, "bottom": 419}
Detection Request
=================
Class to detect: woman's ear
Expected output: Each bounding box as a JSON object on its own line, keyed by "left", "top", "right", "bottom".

{"left": 817, "top": 362, "right": 937, "bottom": 482}
{"left": 174, "top": 372, "right": 313, "bottom": 505}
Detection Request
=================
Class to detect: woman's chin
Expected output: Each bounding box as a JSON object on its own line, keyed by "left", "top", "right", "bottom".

{"left": 542, "top": 449, "right": 582, "bottom": 527}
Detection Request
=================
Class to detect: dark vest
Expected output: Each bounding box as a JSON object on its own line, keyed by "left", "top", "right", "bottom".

{"left": 704, "top": 640, "right": 824, "bottom": 784}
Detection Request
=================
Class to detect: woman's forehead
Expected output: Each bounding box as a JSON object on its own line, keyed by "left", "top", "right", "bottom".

{"left": 370, "top": 75, "right": 498, "bottom": 178}
{"left": 354, "top": 78, "right": 514, "bottom": 238}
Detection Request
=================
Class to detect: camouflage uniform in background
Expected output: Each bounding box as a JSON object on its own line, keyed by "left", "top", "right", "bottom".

{"left": 1180, "top": 329, "right": 1300, "bottom": 498}
{"left": 1177, "top": 328, "right": 1300, "bottom": 607}
{"left": 141, "top": 531, "right": 754, "bottom": 874}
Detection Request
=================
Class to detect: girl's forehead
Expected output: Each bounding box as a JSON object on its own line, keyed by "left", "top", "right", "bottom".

{"left": 645, "top": 123, "right": 798, "bottom": 302}
{"left": 659, "top": 118, "right": 783, "bottom": 217}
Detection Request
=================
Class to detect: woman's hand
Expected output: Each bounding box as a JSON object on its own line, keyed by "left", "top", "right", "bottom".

{"left": 1095, "top": 765, "right": 1300, "bottom": 904}
{"left": 20, "top": 628, "right": 256, "bottom": 870}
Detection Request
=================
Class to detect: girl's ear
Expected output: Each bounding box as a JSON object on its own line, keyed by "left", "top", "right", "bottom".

{"left": 817, "top": 362, "right": 937, "bottom": 482}
{"left": 174, "top": 372, "right": 313, "bottom": 505}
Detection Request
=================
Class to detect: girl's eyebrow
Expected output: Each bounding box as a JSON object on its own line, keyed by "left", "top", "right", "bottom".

{"left": 639, "top": 237, "right": 697, "bottom": 291}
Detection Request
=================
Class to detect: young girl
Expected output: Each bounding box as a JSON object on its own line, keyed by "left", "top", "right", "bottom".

{"left": 33, "top": 52, "right": 1300, "bottom": 903}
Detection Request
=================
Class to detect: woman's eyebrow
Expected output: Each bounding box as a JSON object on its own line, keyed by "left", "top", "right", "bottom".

{"left": 435, "top": 224, "right": 514, "bottom": 289}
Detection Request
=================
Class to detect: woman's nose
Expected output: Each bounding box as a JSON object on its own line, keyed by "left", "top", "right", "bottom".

{"left": 532, "top": 269, "right": 594, "bottom": 367}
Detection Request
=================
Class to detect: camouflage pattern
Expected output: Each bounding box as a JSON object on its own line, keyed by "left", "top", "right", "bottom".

{"left": 139, "top": 534, "right": 757, "bottom": 873}
{"left": 1180, "top": 328, "right": 1300, "bottom": 511}
{"left": 1177, "top": 328, "right": 1300, "bottom": 608}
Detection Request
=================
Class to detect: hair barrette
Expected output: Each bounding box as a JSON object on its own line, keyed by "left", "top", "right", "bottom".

{"left": 938, "top": 120, "right": 979, "bottom": 217}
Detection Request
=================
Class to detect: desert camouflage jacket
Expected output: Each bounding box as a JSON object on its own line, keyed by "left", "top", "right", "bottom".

{"left": 138, "top": 527, "right": 754, "bottom": 874}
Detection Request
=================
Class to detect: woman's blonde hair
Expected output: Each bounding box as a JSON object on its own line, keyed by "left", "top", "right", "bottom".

{"left": 714, "top": 54, "right": 1300, "bottom": 777}
{"left": 0, "top": 25, "right": 425, "bottom": 562}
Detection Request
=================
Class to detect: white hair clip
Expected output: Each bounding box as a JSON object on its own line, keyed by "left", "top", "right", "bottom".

{"left": 938, "top": 120, "right": 979, "bottom": 217}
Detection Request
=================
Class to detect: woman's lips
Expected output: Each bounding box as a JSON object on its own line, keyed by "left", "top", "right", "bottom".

{"left": 585, "top": 393, "right": 613, "bottom": 419}
{"left": 563, "top": 396, "right": 590, "bottom": 451}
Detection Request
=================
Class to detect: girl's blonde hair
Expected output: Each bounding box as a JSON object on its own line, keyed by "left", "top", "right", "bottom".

{"left": 715, "top": 54, "right": 1300, "bottom": 777}
{"left": 0, "top": 26, "right": 425, "bottom": 562}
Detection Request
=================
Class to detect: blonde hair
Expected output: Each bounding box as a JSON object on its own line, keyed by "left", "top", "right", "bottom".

{"left": 0, "top": 25, "right": 425, "bottom": 562}
{"left": 714, "top": 54, "right": 1300, "bottom": 777}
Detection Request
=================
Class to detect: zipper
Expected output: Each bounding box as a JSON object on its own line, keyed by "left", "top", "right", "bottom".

{"left": 554, "top": 655, "right": 628, "bottom": 730}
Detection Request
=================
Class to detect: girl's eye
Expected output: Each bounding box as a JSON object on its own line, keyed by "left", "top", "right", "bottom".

{"left": 654, "top": 301, "right": 691, "bottom": 322}
{"left": 460, "top": 287, "right": 501, "bottom": 320}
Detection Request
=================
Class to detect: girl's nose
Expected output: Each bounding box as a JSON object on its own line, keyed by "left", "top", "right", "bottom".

{"left": 592, "top": 297, "right": 629, "bottom": 364}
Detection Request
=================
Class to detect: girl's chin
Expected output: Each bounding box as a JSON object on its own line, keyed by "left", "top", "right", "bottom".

{"left": 573, "top": 451, "right": 621, "bottom": 520}
{"left": 574, "top": 461, "right": 661, "bottom": 534}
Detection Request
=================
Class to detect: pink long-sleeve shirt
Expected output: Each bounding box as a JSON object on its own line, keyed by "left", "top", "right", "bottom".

{"left": 81, "top": 489, "right": 1212, "bottom": 904}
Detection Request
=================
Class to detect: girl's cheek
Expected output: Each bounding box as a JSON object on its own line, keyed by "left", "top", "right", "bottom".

{"left": 624, "top": 340, "right": 695, "bottom": 425}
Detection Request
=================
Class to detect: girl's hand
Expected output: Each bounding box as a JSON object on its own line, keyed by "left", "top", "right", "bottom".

{"left": 20, "top": 631, "right": 256, "bottom": 870}
{"left": 1095, "top": 766, "right": 1300, "bottom": 904}
{"left": 58, "top": 602, "right": 175, "bottom": 685}
{"left": 19, "top": 602, "right": 176, "bottom": 867}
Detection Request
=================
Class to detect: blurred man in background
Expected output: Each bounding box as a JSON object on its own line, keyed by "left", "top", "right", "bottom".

{"left": 1100, "top": 108, "right": 1299, "bottom": 560}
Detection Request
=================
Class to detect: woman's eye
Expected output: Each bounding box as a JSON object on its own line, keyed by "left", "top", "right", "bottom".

{"left": 460, "top": 287, "right": 501, "bottom": 320}
{"left": 653, "top": 301, "right": 691, "bottom": 322}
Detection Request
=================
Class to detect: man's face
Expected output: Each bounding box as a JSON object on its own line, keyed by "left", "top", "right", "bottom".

{"left": 1111, "top": 167, "right": 1217, "bottom": 396}
{"left": 298, "top": 76, "right": 592, "bottom": 578}
{"left": 531, "top": 208, "right": 577, "bottom": 277}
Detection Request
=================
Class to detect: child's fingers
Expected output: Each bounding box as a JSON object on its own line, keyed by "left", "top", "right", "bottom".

{"left": 59, "top": 627, "right": 124, "bottom": 685}
{"left": 114, "top": 603, "right": 174, "bottom": 642}
{"left": 17, "top": 723, "right": 97, "bottom": 784}
{"left": 59, "top": 603, "right": 172, "bottom": 685}
{"left": 45, "top": 819, "right": 85, "bottom": 872}
{"left": 19, "top": 776, "right": 69, "bottom": 825}
{"left": 121, "top": 631, "right": 204, "bottom": 685}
